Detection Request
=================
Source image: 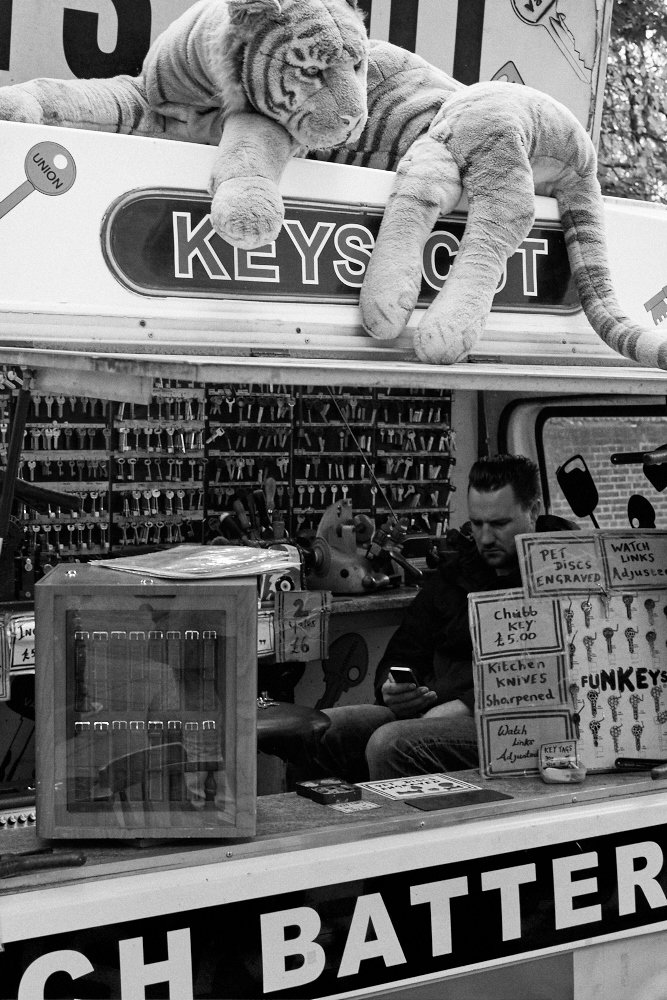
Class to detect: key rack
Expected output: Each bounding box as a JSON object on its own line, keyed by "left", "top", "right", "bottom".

{"left": 205, "top": 384, "right": 454, "bottom": 546}
{"left": 111, "top": 384, "right": 206, "bottom": 553}
{"left": 0, "top": 373, "right": 455, "bottom": 598}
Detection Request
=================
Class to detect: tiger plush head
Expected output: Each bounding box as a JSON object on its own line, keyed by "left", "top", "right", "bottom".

{"left": 234, "top": 0, "right": 369, "bottom": 150}
{"left": 0, "top": 0, "right": 371, "bottom": 248}
{"left": 143, "top": 0, "right": 370, "bottom": 151}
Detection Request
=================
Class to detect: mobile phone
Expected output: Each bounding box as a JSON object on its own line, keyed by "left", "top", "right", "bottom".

{"left": 389, "top": 667, "right": 419, "bottom": 686}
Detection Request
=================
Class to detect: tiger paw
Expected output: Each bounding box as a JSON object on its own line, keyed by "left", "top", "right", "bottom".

{"left": 0, "top": 87, "right": 43, "bottom": 124}
{"left": 210, "top": 176, "right": 284, "bottom": 250}
{"left": 359, "top": 284, "right": 418, "bottom": 341}
{"left": 414, "top": 315, "right": 482, "bottom": 365}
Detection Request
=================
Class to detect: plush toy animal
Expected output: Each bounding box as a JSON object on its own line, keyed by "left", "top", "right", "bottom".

{"left": 0, "top": 0, "right": 665, "bottom": 369}
{"left": 0, "top": 0, "right": 370, "bottom": 252}
{"left": 356, "top": 79, "right": 667, "bottom": 369}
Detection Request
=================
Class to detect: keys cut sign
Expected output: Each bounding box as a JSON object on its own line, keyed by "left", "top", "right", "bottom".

{"left": 103, "top": 191, "right": 579, "bottom": 313}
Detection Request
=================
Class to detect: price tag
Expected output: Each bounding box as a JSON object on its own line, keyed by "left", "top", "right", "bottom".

{"left": 10, "top": 614, "right": 35, "bottom": 669}
{"left": 276, "top": 591, "right": 331, "bottom": 663}
{"left": 468, "top": 588, "right": 564, "bottom": 661}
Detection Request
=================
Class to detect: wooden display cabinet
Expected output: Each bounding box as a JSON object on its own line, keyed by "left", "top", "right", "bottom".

{"left": 35, "top": 564, "right": 257, "bottom": 839}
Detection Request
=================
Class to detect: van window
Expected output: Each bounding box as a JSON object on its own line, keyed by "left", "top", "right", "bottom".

{"left": 537, "top": 405, "right": 667, "bottom": 529}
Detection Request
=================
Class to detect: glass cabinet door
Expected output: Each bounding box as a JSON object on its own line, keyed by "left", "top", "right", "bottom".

{"left": 37, "top": 567, "right": 257, "bottom": 839}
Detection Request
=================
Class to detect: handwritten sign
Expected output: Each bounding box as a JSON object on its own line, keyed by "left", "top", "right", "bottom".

{"left": 517, "top": 530, "right": 667, "bottom": 597}
{"left": 468, "top": 589, "right": 564, "bottom": 660}
{"left": 470, "top": 589, "right": 571, "bottom": 776}
{"left": 540, "top": 739, "right": 580, "bottom": 768}
{"left": 561, "top": 589, "right": 667, "bottom": 768}
{"left": 276, "top": 591, "right": 331, "bottom": 663}
{"left": 516, "top": 532, "right": 602, "bottom": 597}
{"left": 0, "top": 612, "right": 34, "bottom": 701}
{"left": 470, "top": 548, "right": 667, "bottom": 774}
{"left": 601, "top": 532, "right": 667, "bottom": 590}
{"left": 478, "top": 712, "right": 574, "bottom": 777}
{"left": 10, "top": 614, "right": 35, "bottom": 669}
{"left": 475, "top": 652, "right": 568, "bottom": 713}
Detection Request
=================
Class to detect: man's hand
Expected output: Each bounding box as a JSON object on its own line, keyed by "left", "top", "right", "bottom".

{"left": 381, "top": 676, "right": 437, "bottom": 718}
{"left": 422, "top": 699, "right": 472, "bottom": 720}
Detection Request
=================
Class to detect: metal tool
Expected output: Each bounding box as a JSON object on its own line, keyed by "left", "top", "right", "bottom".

{"left": 612, "top": 445, "right": 667, "bottom": 492}
{"left": 614, "top": 757, "right": 667, "bottom": 771}
{"left": 305, "top": 500, "right": 420, "bottom": 595}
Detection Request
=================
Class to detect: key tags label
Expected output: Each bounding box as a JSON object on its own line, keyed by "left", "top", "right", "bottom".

{"left": 539, "top": 740, "right": 587, "bottom": 784}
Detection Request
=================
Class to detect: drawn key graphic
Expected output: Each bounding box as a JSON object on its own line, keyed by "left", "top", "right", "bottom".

{"left": 0, "top": 141, "right": 76, "bottom": 223}
{"left": 511, "top": 0, "right": 592, "bottom": 84}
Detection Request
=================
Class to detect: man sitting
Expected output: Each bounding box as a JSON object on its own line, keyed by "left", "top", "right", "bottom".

{"left": 315, "top": 453, "right": 577, "bottom": 781}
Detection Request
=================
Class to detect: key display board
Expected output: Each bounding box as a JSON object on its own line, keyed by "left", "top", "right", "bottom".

{"left": 470, "top": 530, "right": 667, "bottom": 776}
{"left": 35, "top": 563, "right": 258, "bottom": 839}
{"left": 2, "top": 375, "right": 453, "bottom": 602}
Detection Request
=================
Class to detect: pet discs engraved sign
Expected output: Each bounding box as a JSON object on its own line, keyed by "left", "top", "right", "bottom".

{"left": 516, "top": 530, "right": 667, "bottom": 597}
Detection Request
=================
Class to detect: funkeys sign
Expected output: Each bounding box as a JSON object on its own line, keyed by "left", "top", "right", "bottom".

{"left": 102, "top": 191, "right": 578, "bottom": 311}
{"left": 5, "top": 823, "right": 667, "bottom": 998}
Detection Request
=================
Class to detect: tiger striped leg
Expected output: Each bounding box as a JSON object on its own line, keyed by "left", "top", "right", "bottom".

{"left": 415, "top": 133, "right": 535, "bottom": 364}
{"left": 556, "top": 171, "right": 667, "bottom": 370}
{"left": 0, "top": 75, "right": 156, "bottom": 132}
{"left": 209, "top": 112, "right": 295, "bottom": 250}
{"left": 360, "top": 135, "right": 463, "bottom": 341}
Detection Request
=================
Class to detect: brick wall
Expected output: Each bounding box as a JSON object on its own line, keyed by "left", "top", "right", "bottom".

{"left": 542, "top": 416, "right": 667, "bottom": 529}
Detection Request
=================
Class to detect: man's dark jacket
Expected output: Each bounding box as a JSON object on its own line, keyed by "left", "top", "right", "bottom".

{"left": 374, "top": 515, "right": 576, "bottom": 708}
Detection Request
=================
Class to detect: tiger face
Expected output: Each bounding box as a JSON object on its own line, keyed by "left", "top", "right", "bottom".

{"left": 233, "top": 0, "right": 369, "bottom": 150}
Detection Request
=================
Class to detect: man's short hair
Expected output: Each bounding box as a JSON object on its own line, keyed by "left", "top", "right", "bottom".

{"left": 468, "top": 454, "right": 540, "bottom": 509}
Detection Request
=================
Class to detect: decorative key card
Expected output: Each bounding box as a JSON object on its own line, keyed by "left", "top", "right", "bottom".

{"left": 470, "top": 530, "right": 667, "bottom": 776}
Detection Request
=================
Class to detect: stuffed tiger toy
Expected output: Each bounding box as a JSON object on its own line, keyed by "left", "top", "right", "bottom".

{"left": 0, "top": 0, "right": 371, "bottom": 251}
{"left": 0, "top": 0, "right": 665, "bottom": 369}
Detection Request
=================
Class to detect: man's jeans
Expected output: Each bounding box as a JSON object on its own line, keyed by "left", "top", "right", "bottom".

{"left": 317, "top": 704, "right": 479, "bottom": 782}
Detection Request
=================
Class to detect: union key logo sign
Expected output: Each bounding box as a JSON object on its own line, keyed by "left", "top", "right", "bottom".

{"left": 0, "top": 141, "right": 76, "bottom": 223}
